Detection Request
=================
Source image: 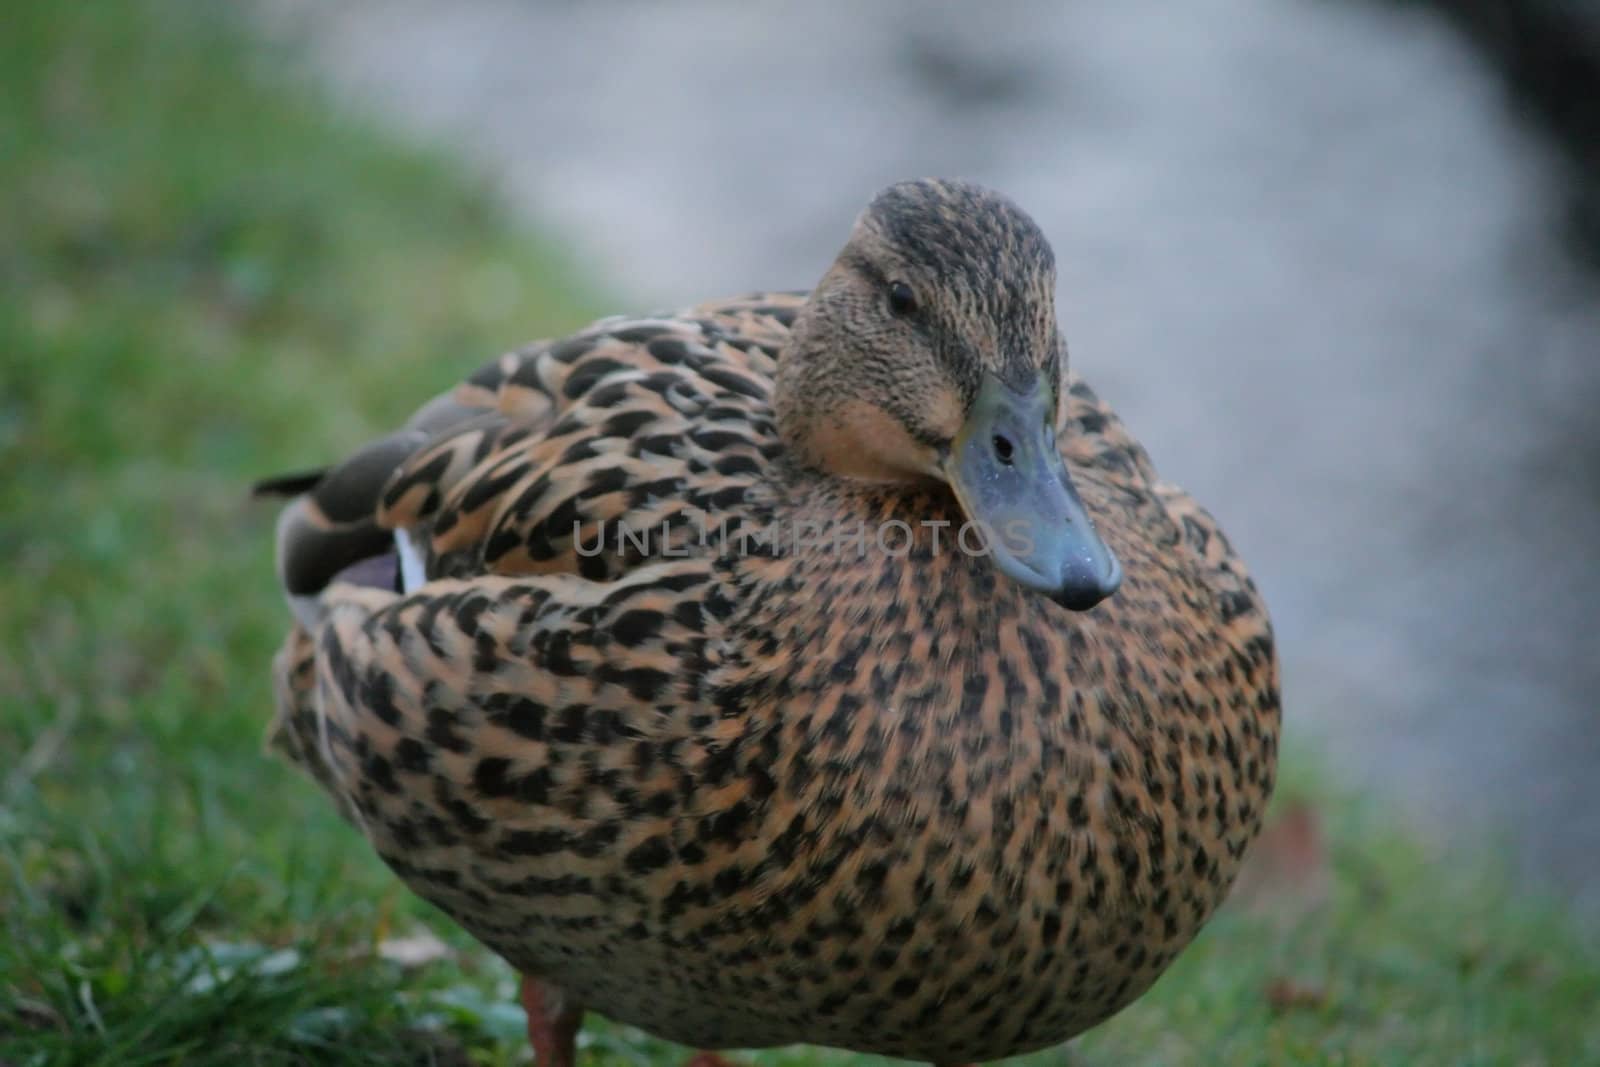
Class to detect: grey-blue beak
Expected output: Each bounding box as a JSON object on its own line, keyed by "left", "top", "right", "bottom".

{"left": 943, "top": 375, "right": 1122, "bottom": 611}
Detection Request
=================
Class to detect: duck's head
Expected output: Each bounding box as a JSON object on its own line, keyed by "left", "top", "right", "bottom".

{"left": 777, "top": 179, "right": 1122, "bottom": 611}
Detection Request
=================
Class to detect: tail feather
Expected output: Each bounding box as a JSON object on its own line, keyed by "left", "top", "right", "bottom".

{"left": 251, "top": 468, "right": 328, "bottom": 498}
{"left": 258, "top": 431, "right": 431, "bottom": 635}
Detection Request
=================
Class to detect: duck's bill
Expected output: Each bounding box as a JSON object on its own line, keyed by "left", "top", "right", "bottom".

{"left": 942, "top": 375, "right": 1122, "bottom": 611}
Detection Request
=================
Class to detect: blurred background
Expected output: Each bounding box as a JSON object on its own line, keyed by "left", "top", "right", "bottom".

{"left": 4, "top": 0, "right": 1598, "bottom": 1062}
{"left": 259, "top": 0, "right": 1600, "bottom": 903}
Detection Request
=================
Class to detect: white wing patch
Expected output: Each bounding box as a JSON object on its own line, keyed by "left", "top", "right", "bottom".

{"left": 395, "top": 528, "right": 427, "bottom": 593}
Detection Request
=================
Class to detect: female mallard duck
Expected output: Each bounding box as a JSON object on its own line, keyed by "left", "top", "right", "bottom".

{"left": 261, "top": 179, "right": 1279, "bottom": 1066}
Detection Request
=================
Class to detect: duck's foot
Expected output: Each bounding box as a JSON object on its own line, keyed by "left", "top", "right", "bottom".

{"left": 682, "top": 1055, "right": 740, "bottom": 1067}
{"left": 520, "top": 975, "right": 583, "bottom": 1067}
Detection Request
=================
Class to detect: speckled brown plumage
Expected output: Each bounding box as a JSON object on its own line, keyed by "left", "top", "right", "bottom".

{"left": 262, "top": 180, "right": 1279, "bottom": 1064}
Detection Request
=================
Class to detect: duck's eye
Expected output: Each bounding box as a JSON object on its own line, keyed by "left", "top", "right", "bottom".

{"left": 887, "top": 281, "right": 918, "bottom": 317}
{"left": 993, "top": 434, "right": 1015, "bottom": 465}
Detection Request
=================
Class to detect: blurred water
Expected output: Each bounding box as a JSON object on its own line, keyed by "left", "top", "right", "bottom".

{"left": 260, "top": 0, "right": 1600, "bottom": 905}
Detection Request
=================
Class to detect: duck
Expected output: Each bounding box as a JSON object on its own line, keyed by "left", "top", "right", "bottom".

{"left": 258, "top": 179, "right": 1280, "bottom": 1066}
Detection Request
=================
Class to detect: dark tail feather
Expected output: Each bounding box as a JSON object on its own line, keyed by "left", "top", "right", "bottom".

{"left": 252, "top": 468, "right": 328, "bottom": 498}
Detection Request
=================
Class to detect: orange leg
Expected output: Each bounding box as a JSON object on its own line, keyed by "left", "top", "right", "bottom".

{"left": 520, "top": 976, "right": 583, "bottom": 1067}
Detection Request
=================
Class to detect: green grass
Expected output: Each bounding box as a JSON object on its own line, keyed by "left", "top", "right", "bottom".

{"left": 0, "top": 2, "right": 1596, "bottom": 1064}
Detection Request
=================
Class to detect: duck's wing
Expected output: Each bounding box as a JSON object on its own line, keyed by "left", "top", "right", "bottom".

{"left": 262, "top": 296, "right": 805, "bottom": 910}
{"left": 1058, "top": 372, "right": 1162, "bottom": 489}
{"left": 260, "top": 294, "right": 802, "bottom": 629}
{"left": 379, "top": 302, "right": 788, "bottom": 586}
{"left": 1060, "top": 370, "right": 1276, "bottom": 671}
